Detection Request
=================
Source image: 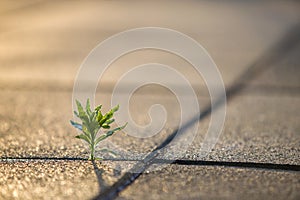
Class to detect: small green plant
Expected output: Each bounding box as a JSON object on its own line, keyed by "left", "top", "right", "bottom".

{"left": 70, "top": 99, "right": 127, "bottom": 160}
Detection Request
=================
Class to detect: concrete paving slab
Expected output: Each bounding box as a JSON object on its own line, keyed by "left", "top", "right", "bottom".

{"left": 0, "top": 160, "right": 124, "bottom": 200}
{"left": 179, "top": 41, "right": 300, "bottom": 165}
{"left": 0, "top": 89, "right": 208, "bottom": 159}
{"left": 245, "top": 39, "right": 300, "bottom": 95}
{"left": 0, "top": 89, "right": 298, "bottom": 164}
{"left": 183, "top": 95, "right": 300, "bottom": 165}
{"left": 118, "top": 164, "right": 300, "bottom": 200}
{"left": 0, "top": 90, "right": 82, "bottom": 158}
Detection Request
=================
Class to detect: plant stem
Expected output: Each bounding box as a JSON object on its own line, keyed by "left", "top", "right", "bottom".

{"left": 90, "top": 132, "right": 96, "bottom": 160}
{"left": 90, "top": 144, "right": 95, "bottom": 160}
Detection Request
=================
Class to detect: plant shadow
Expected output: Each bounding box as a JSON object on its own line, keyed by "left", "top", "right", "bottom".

{"left": 91, "top": 160, "right": 109, "bottom": 191}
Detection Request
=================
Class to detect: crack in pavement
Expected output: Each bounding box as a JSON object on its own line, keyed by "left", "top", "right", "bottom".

{"left": 2, "top": 157, "right": 299, "bottom": 172}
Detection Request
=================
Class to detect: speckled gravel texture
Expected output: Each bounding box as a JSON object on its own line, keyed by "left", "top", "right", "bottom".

{"left": 0, "top": 160, "right": 124, "bottom": 200}
{"left": 118, "top": 165, "right": 300, "bottom": 200}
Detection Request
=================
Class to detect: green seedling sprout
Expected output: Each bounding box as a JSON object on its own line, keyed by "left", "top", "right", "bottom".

{"left": 70, "top": 99, "right": 127, "bottom": 160}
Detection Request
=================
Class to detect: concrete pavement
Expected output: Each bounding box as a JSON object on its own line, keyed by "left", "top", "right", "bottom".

{"left": 0, "top": 0, "right": 300, "bottom": 199}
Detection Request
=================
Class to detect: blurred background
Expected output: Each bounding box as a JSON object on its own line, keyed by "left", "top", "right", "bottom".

{"left": 1, "top": 0, "right": 299, "bottom": 90}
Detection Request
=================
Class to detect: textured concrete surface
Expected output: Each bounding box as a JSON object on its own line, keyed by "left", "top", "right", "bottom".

{"left": 0, "top": 0, "right": 300, "bottom": 200}
{"left": 0, "top": 160, "right": 126, "bottom": 200}
{"left": 118, "top": 165, "right": 300, "bottom": 200}
{"left": 184, "top": 95, "right": 300, "bottom": 165}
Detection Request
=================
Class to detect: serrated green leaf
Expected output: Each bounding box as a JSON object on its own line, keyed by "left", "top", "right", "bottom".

{"left": 95, "top": 105, "right": 102, "bottom": 112}
{"left": 98, "top": 105, "right": 119, "bottom": 126}
{"left": 107, "top": 122, "right": 127, "bottom": 136}
{"left": 99, "top": 113, "right": 112, "bottom": 126}
{"left": 70, "top": 120, "right": 82, "bottom": 131}
{"left": 82, "top": 125, "right": 90, "bottom": 135}
{"left": 96, "top": 106, "right": 103, "bottom": 123}
{"left": 95, "top": 134, "right": 108, "bottom": 145}
{"left": 76, "top": 100, "right": 85, "bottom": 115}
{"left": 76, "top": 100, "right": 90, "bottom": 124}
{"left": 95, "top": 122, "right": 127, "bottom": 145}
{"left": 74, "top": 111, "right": 79, "bottom": 118}
{"left": 112, "top": 104, "right": 119, "bottom": 112}
{"left": 102, "top": 124, "right": 110, "bottom": 129}
{"left": 105, "top": 119, "right": 115, "bottom": 125}
{"left": 88, "top": 120, "right": 101, "bottom": 136}
{"left": 86, "top": 99, "right": 92, "bottom": 117}
{"left": 90, "top": 111, "right": 96, "bottom": 121}
{"left": 96, "top": 114, "right": 103, "bottom": 123}
{"left": 75, "top": 134, "right": 91, "bottom": 144}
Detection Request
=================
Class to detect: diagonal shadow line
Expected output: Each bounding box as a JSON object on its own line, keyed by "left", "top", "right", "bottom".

{"left": 93, "top": 23, "right": 300, "bottom": 200}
